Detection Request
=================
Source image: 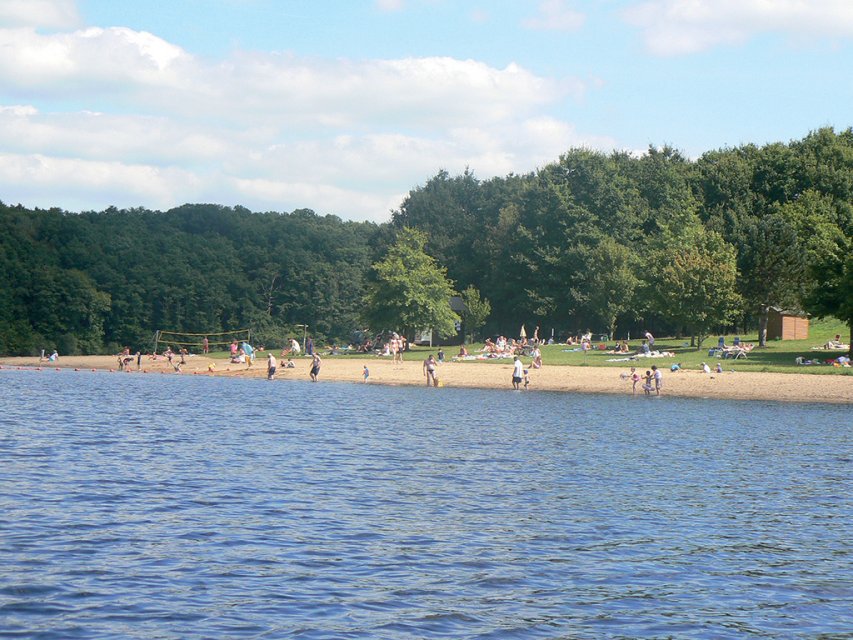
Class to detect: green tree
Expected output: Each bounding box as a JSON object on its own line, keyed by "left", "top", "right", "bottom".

{"left": 460, "top": 285, "right": 491, "bottom": 342}
{"left": 736, "top": 213, "right": 808, "bottom": 347}
{"left": 804, "top": 232, "right": 853, "bottom": 352}
{"left": 363, "top": 228, "right": 460, "bottom": 341}
{"left": 649, "top": 227, "right": 742, "bottom": 348}
{"left": 795, "top": 192, "right": 853, "bottom": 352}
{"left": 392, "top": 168, "right": 487, "bottom": 288}
{"left": 568, "top": 237, "right": 639, "bottom": 339}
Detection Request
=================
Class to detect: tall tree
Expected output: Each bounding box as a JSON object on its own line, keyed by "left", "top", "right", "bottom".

{"left": 804, "top": 232, "right": 853, "bottom": 353}
{"left": 794, "top": 192, "right": 853, "bottom": 352}
{"left": 391, "top": 168, "right": 487, "bottom": 288}
{"left": 363, "top": 228, "right": 460, "bottom": 341}
{"left": 648, "top": 227, "right": 742, "bottom": 348}
{"left": 736, "top": 213, "right": 808, "bottom": 347}
{"left": 567, "top": 237, "right": 639, "bottom": 339}
{"left": 459, "top": 285, "right": 491, "bottom": 342}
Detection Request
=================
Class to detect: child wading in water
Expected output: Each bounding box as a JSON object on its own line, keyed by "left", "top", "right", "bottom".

{"left": 642, "top": 370, "right": 653, "bottom": 396}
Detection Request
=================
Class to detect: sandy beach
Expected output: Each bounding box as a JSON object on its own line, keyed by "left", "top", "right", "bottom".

{"left": 2, "top": 354, "right": 851, "bottom": 404}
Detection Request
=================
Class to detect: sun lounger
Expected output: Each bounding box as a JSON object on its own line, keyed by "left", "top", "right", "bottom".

{"left": 723, "top": 346, "right": 751, "bottom": 359}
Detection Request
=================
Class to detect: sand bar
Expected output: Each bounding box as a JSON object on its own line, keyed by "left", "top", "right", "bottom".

{"left": 2, "top": 354, "right": 851, "bottom": 404}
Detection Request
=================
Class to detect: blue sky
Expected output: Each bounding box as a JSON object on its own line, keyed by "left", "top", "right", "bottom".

{"left": 1, "top": 0, "right": 850, "bottom": 221}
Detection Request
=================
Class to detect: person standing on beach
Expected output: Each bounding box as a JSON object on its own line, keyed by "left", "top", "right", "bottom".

{"left": 394, "top": 335, "right": 405, "bottom": 364}
{"left": 309, "top": 353, "right": 322, "bottom": 382}
{"left": 631, "top": 367, "right": 640, "bottom": 395}
{"left": 651, "top": 365, "right": 662, "bottom": 395}
{"left": 362, "top": 365, "right": 369, "bottom": 382}
{"left": 267, "top": 352, "right": 277, "bottom": 380}
{"left": 423, "top": 354, "right": 438, "bottom": 387}
{"left": 202, "top": 336, "right": 209, "bottom": 354}
{"left": 512, "top": 356, "right": 523, "bottom": 390}
{"left": 390, "top": 334, "right": 400, "bottom": 364}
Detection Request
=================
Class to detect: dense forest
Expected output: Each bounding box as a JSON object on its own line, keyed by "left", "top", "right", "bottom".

{"left": 1, "top": 127, "right": 850, "bottom": 356}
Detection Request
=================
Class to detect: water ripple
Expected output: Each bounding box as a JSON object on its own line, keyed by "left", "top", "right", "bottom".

{"left": 0, "top": 369, "right": 850, "bottom": 638}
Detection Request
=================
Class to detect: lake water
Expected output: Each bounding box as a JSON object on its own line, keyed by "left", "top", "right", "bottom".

{"left": 0, "top": 368, "right": 850, "bottom": 639}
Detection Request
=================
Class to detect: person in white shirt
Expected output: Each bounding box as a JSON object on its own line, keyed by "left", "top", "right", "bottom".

{"left": 512, "top": 356, "right": 524, "bottom": 390}
{"left": 267, "top": 353, "right": 277, "bottom": 380}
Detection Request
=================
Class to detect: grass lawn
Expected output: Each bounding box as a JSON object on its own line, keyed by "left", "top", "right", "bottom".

{"left": 209, "top": 317, "right": 852, "bottom": 376}
{"left": 535, "top": 317, "right": 852, "bottom": 375}
{"left": 414, "top": 317, "right": 851, "bottom": 376}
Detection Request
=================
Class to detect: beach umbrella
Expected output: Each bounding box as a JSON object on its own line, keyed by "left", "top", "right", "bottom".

{"left": 520, "top": 325, "right": 527, "bottom": 338}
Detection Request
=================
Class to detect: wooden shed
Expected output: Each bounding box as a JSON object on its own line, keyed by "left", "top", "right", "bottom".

{"left": 767, "top": 307, "right": 809, "bottom": 340}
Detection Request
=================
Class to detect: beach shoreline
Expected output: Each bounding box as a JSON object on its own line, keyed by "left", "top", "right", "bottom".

{"left": 2, "top": 354, "right": 851, "bottom": 404}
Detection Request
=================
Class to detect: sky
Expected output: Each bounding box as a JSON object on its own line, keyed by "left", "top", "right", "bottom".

{"left": 0, "top": 0, "right": 851, "bottom": 222}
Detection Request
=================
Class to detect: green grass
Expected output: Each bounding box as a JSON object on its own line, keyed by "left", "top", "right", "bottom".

{"left": 525, "top": 316, "right": 851, "bottom": 375}
{"left": 204, "top": 318, "right": 851, "bottom": 376}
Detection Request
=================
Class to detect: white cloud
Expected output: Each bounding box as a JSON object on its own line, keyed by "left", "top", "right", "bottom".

{"left": 0, "top": 0, "right": 79, "bottom": 30}
{"left": 622, "top": 0, "right": 853, "bottom": 55}
{"left": 523, "top": 0, "right": 585, "bottom": 32}
{"left": 0, "top": 27, "right": 565, "bottom": 126}
{"left": 0, "top": 153, "right": 203, "bottom": 211}
{"left": 0, "top": 27, "right": 190, "bottom": 92}
{"left": 232, "top": 177, "right": 396, "bottom": 222}
{"left": 375, "top": 0, "right": 405, "bottom": 11}
{"left": 0, "top": 19, "right": 604, "bottom": 221}
{"left": 0, "top": 107, "right": 229, "bottom": 164}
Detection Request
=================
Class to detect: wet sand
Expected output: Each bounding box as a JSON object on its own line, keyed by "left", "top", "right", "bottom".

{"left": 2, "top": 354, "right": 851, "bottom": 404}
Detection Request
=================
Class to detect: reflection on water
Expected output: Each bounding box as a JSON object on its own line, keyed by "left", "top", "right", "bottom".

{"left": 0, "top": 369, "right": 850, "bottom": 638}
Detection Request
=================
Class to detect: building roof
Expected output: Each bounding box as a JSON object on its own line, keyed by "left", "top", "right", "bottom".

{"left": 768, "top": 306, "right": 809, "bottom": 317}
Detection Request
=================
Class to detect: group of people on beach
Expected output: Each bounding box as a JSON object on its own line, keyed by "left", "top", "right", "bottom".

{"left": 265, "top": 351, "right": 320, "bottom": 381}
{"left": 625, "top": 365, "right": 663, "bottom": 396}
{"left": 480, "top": 335, "right": 539, "bottom": 356}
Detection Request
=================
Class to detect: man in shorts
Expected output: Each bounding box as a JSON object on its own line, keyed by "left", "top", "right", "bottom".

{"left": 512, "top": 356, "right": 523, "bottom": 390}
{"left": 267, "top": 352, "right": 277, "bottom": 380}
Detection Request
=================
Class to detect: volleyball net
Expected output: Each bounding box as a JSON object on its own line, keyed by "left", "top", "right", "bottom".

{"left": 154, "top": 328, "right": 252, "bottom": 353}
